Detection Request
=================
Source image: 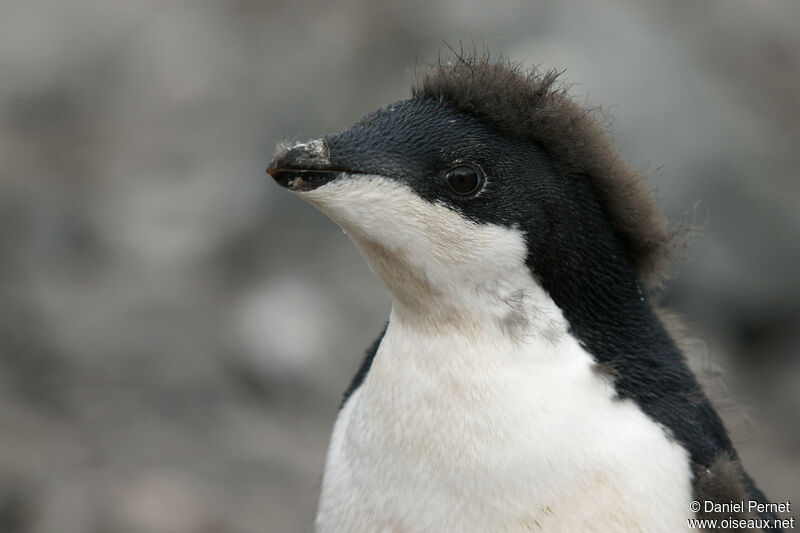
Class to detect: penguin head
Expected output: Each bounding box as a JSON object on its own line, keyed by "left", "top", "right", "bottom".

{"left": 268, "top": 58, "right": 672, "bottom": 328}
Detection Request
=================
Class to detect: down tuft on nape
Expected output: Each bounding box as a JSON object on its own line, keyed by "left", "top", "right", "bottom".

{"left": 413, "top": 54, "right": 675, "bottom": 289}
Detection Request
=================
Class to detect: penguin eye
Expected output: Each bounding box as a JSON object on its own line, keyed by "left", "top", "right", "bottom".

{"left": 444, "top": 165, "right": 484, "bottom": 196}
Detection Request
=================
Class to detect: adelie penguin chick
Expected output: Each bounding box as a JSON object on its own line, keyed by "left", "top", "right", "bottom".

{"left": 268, "top": 57, "right": 781, "bottom": 532}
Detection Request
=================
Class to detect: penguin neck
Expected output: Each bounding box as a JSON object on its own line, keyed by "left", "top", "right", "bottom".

{"left": 535, "top": 257, "right": 676, "bottom": 368}
{"left": 384, "top": 271, "right": 571, "bottom": 348}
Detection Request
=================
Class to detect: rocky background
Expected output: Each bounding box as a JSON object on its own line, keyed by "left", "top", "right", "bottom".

{"left": 0, "top": 1, "right": 798, "bottom": 532}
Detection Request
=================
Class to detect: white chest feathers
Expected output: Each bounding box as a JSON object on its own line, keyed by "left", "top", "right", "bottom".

{"left": 315, "top": 310, "right": 693, "bottom": 533}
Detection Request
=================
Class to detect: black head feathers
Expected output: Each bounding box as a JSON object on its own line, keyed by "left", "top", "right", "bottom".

{"left": 413, "top": 56, "right": 673, "bottom": 289}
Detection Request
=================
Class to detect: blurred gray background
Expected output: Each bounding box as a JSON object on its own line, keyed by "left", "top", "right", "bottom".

{"left": 0, "top": 1, "right": 798, "bottom": 532}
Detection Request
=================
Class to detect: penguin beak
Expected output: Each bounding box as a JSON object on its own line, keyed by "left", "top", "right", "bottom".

{"left": 267, "top": 139, "right": 350, "bottom": 192}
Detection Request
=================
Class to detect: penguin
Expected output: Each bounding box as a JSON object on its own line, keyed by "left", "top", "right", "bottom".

{"left": 267, "top": 57, "right": 782, "bottom": 532}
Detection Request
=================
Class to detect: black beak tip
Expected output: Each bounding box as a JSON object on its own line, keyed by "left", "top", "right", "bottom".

{"left": 266, "top": 167, "right": 299, "bottom": 191}
{"left": 267, "top": 144, "right": 346, "bottom": 192}
{"left": 267, "top": 140, "right": 355, "bottom": 192}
